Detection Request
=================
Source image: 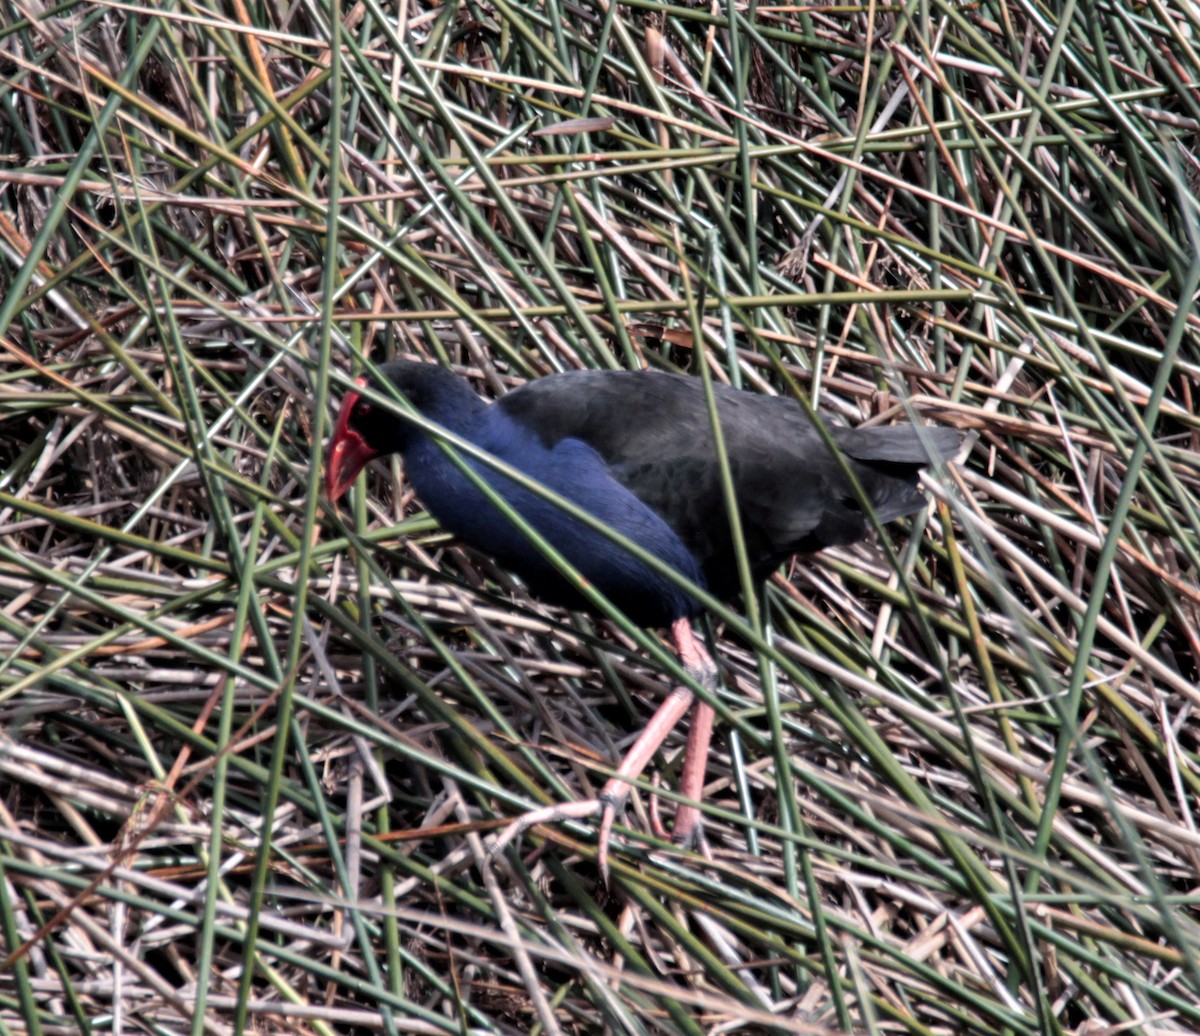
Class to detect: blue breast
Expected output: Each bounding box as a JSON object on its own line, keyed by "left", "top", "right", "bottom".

{"left": 401, "top": 410, "right": 703, "bottom": 626}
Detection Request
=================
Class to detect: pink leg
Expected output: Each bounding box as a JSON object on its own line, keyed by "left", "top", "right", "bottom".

{"left": 489, "top": 617, "right": 717, "bottom": 883}
{"left": 672, "top": 699, "right": 714, "bottom": 846}
{"left": 666, "top": 620, "right": 718, "bottom": 848}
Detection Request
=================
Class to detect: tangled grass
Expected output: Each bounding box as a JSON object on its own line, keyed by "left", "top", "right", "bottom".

{"left": 2, "top": 0, "right": 1200, "bottom": 1032}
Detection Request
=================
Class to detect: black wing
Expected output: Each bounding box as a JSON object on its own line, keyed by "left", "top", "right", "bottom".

{"left": 498, "top": 369, "right": 960, "bottom": 595}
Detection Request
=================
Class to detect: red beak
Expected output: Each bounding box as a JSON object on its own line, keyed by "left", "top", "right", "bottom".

{"left": 327, "top": 378, "right": 380, "bottom": 502}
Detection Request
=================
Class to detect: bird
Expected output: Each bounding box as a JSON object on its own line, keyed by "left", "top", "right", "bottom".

{"left": 326, "top": 359, "right": 962, "bottom": 878}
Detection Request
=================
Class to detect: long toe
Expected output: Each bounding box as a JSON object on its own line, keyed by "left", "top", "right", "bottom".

{"left": 488, "top": 798, "right": 606, "bottom": 862}
{"left": 596, "top": 801, "right": 617, "bottom": 884}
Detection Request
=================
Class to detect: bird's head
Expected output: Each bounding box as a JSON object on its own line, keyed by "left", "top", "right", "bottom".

{"left": 326, "top": 361, "right": 483, "bottom": 502}
{"left": 326, "top": 374, "right": 385, "bottom": 503}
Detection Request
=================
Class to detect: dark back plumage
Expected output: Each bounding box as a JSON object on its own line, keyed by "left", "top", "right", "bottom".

{"left": 497, "top": 369, "right": 961, "bottom": 599}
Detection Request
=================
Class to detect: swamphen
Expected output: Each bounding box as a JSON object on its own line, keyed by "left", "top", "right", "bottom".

{"left": 327, "top": 360, "right": 961, "bottom": 877}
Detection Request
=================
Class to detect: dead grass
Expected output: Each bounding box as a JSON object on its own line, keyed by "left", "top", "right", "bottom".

{"left": 1, "top": 0, "right": 1200, "bottom": 1033}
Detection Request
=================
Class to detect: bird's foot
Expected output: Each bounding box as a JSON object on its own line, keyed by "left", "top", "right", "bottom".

{"left": 488, "top": 781, "right": 631, "bottom": 884}
{"left": 647, "top": 776, "right": 705, "bottom": 849}
{"left": 489, "top": 624, "right": 718, "bottom": 883}
{"left": 672, "top": 801, "right": 705, "bottom": 850}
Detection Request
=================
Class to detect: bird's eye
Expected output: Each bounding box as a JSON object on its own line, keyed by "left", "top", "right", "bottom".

{"left": 353, "top": 399, "right": 372, "bottom": 420}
